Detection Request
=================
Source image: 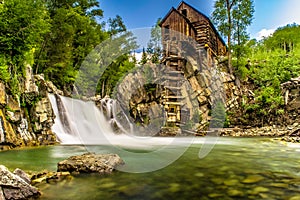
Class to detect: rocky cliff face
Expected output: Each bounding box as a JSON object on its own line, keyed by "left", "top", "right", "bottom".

{"left": 281, "top": 77, "right": 300, "bottom": 125}
{"left": 227, "top": 75, "right": 300, "bottom": 128}
{"left": 115, "top": 64, "right": 165, "bottom": 135}
{"left": 0, "top": 65, "right": 57, "bottom": 150}
{"left": 116, "top": 57, "right": 240, "bottom": 135}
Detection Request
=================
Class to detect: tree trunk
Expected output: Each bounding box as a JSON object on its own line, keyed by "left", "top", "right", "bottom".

{"left": 226, "top": 0, "right": 233, "bottom": 74}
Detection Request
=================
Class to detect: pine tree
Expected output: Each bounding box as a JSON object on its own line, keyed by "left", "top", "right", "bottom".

{"left": 140, "top": 47, "right": 148, "bottom": 65}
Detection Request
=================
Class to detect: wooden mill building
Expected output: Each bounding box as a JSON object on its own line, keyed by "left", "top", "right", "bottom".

{"left": 159, "top": 1, "right": 227, "bottom": 128}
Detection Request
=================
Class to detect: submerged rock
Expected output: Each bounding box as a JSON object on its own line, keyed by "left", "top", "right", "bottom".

{"left": 227, "top": 189, "right": 244, "bottom": 197}
{"left": 57, "top": 153, "right": 124, "bottom": 174}
{"left": 0, "top": 165, "right": 40, "bottom": 200}
{"left": 251, "top": 186, "right": 269, "bottom": 195}
{"left": 31, "top": 171, "right": 72, "bottom": 186}
{"left": 242, "top": 175, "right": 264, "bottom": 184}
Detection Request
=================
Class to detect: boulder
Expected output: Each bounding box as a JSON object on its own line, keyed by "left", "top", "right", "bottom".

{"left": 0, "top": 165, "right": 40, "bottom": 200}
{"left": 13, "top": 168, "right": 31, "bottom": 184}
{"left": 57, "top": 153, "right": 124, "bottom": 174}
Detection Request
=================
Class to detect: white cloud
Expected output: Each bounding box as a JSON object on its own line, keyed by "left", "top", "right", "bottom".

{"left": 255, "top": 28, "right": 276, "bottom": 41}
{"left": 130, "top": 51, "right": 143, "bottom": 63}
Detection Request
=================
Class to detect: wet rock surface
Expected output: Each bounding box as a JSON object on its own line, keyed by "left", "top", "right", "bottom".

{"left": 31, "top": 171, "right": 72, "bottom": 186}
{"left": 57, "top": 153, "right": 125, "bottom": 174}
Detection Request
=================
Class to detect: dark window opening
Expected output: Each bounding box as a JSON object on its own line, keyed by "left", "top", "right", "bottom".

{"left": 164, "top": 25, "right": 170, "bottom": 34}
{"left": 181, "top": 9, "right": 187, "bottom": 17}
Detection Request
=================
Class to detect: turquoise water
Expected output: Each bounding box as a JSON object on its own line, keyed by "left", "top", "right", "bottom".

{"left": 1, "top": 138, "right": 300, "bottom": 199}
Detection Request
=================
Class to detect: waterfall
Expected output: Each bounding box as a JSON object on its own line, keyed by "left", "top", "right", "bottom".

{"left": 49, "top": 94, "right": 118, "bottom": 145}
{"left": 48, "top": 94, "right": 187, "bottom": 148}
{"left": 99, "top": 97, "right": 134, "bottom": 134}
{"left": 0, "top": 116, "right": 5, "bottom": 143}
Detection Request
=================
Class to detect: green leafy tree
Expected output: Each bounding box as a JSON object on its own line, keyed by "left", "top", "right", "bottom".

{"left": 0, "top": 0, "right": 50, "bottom": 74}
{"left": 264, "top": 23, "right": 300, "bottom": 53}
{"left": 76, "top": 30, "right": 138, "bottom": 97}
{"left": 35, "top": 0, "right": 108, "bottom": 90}
{"left": 0, "top": 56, "right": 10, "bottom": 83}
{"left": 0, "top": 0, "right": 50, "bottom": 96}
{"left": 212, "top": 0, "right": 254, "bottom": 74}
{"left": 235, "top": 24, "right": 300, "bottom": 126}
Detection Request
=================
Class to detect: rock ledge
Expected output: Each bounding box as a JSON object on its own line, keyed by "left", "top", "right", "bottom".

{"left": 57, "top": 153, "right": 124, "bottom": 174}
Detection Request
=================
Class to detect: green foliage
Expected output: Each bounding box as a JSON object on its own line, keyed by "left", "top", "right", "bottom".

{"left": 140, "top": 48, "right": 148, "bottom": 65}
{"left": 35, "top": 3, "right": 108, "bottom": 89}
{"left": 10, "top": 75, "right": 20, "bottom": 97}
{"left": 143, "top": 65, "right": 154, "bottom": 84}
{"left": 0, "top": 0, "right": 139, "bottom": 100}
{"left": 0, "top": 0, "right": 50, "bottom": 74}
{"left": 0, "top": 56, "right": 10, "bottom": 83}
{"left": 96, "top": 40, "right": 137, "bottom": 97}
{"left": 210, "top": 101, "right": 226, "bottom": 128}
{"left": 147, "top": 18, "right": 162, "bottom": 64}
{"left": 264, "top": 23, "right": 300, "bottom": 52}
{"left": 108, "top": 15, "right": 127, "bottom": 35}
{"left": 236, "top": 24, "right": 300, "bottom": 124}
{"left": 212, "top": 0, "right": 254, "bottom": 73}
{"left": 75, "top": 30, "right": 137, "bottom": 97}
{"left": 192, "top": 110, "right": 201, "bottom": 123}
{"left": 212, "top": 0, "right": 254, "bottom": 46}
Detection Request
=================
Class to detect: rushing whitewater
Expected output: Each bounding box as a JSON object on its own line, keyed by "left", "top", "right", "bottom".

{"left": 48, "top": 94, "right": 194, "bottom": 146}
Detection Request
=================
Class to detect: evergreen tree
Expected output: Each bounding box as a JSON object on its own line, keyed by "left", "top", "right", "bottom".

{"left": 140, "top": 47, "right": 148, "bottom": 65}
{"left": 108, "top": 15, "right": 127, "bottom": 36}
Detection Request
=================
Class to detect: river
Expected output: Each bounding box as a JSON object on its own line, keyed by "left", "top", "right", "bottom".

{"left": 1, "top": 138, "right": 300, "bottom": 200}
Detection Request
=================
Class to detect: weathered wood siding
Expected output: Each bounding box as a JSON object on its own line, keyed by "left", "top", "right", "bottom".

{"left": 160, "top": 2, "right": 227, "bottom": 57}
{"left": 161, "top": 9, "right": 196, "bottom": 41}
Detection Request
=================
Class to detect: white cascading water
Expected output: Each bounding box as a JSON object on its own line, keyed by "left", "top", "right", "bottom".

{"left": 48, "top": 94, "right": 186, "bottom": 147}
{"left": 99, "top": 98, "right": 133, "bottom": 135}
{"left": 49, "top": 94, "right": 115, "bottom": 145}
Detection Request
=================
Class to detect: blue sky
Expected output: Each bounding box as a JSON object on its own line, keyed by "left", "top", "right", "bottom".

{"left": 100, "top": 0, "right": 300, "bottom": 42}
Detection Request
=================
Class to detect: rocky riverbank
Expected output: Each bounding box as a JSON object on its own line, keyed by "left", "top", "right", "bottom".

{"left": 218, "top": 123, "right": 300, "bottom": 143}
{"left": 0, "top": 153, "right": 124, "bottom": 200}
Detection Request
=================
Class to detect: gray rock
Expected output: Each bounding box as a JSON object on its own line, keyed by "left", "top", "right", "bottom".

{"left": 57, "top": 153, "right": 124, "bottom": 174}
{"left": 0, "top": 165, "right": 40, "bottom": 200}
{"left": 24, "top": 64, "right": 39, "bottom": 99}
{"left": 13, "top": 168, "right": 31, "bottom": 184}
